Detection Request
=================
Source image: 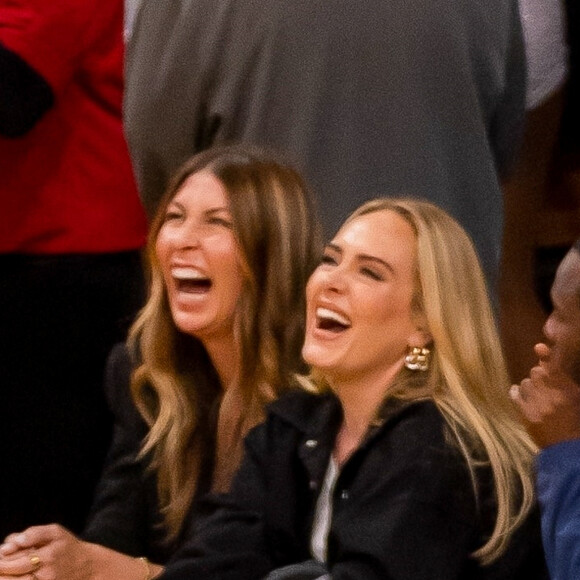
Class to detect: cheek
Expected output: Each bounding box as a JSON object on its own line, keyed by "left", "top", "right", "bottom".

{"left": 543, "top": 316, "right": 555, "bottom": 342}
{"left": 567, "top": 329, "right": 580, "bottom": 362}
{"left": 155, "top": 231, "right": 172, "bottom": 267}
{"left": 571, "top": 355, "right": 580, "bottom": 384}
{"left": 372, "top": 292, "right": 409, "bottom": 324}
{"left": 220, "top": 252, "right": 244, "bottom": 304}
{"left": 211, "top": 233, "right": 242, "bottom": 271}
{"left": 304, "top": 270, "right": 324, "bottom": 307}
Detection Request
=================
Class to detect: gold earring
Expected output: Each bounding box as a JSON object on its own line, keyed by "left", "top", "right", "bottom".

{"left": 404, "top": 346, "right": 430, "bottom": 371}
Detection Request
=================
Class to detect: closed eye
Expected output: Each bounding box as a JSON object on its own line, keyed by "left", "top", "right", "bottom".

{"left": 361, "top": 267, "right": 383, "bottom": 281}
{"left": 321, "top": 254, "right": 338, "bottom": 266}
{"left": 163, "top": 209, "right": 184, "bottom": 222}
{"left": 208, "top": 216, "right": 233, "bottom": 228}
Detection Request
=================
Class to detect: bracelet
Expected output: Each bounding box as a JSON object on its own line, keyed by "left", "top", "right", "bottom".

{"left": 137, "top": 556, "right": 153, "bottom": 580}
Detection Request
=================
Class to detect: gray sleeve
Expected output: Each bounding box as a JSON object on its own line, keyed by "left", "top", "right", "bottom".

{"left": 123, "top": 0, "right": 223, "bottom": 218}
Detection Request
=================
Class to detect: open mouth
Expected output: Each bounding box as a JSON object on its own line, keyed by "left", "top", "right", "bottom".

{"left": 172, "top": 267, "right": 212, "bottom": 294}
{"left": 316, "top": 307, "right": 351, "bottom": 333}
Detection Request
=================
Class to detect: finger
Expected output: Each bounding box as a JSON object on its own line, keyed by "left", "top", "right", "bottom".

{"left": 510, "top": 383, "right": 531, "bottom": 417}
{"left": 0, "top": 550, "right": 31, "bottom": 562}
{"left": 12, "top": 524, "right": 64, "bottom": 549}
{"left": 0, "top": 531, "right": 29, "bottom": 555}
{"left": 1, "top": 533, "right": 21, "bottom": 545}
{"left": 529, "top": 365, "right": 546, "bottom": 384}
{"left": 0, "top": 543, "right": 20, "bottom": 557}
{"left": 535, "top": 343, "right": 551, "bottom": 361}
{"left": 511, "top": 378, "right": 544, "bottom": 423}
{"left": 0, "top": 552, "right": 41, "bottom": 575}
{"left": 517, "top": 378, "right": 533, "bottom": 402}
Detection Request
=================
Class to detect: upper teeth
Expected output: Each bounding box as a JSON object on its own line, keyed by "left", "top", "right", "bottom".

{"left": 316, "top": 307, "right": 351, "bottom": 327}
{"left": 172, "top": 267, "right": 207, "bottom": 280}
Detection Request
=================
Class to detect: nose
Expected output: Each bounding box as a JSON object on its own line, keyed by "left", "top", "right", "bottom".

{"left": 321, "top": 263, "right": 347, "bottom": 294}
{"left": 173, "top": 218, "right": 202, "bottom": 250}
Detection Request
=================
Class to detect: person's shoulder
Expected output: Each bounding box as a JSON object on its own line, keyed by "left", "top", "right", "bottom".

{"left": 107, "top": 341, "right": 134, "bottom": 367}
{"left": 538, "top": 438, "right": 580, "bottom": 472}
{"left": 376, "top": 398, "right": 461, "bottom": 459}
{"left": 103, "top": 341, "right": 139, "bottom": 412}
{"left": 381, "top": 397, "right": 445, "bottom": 433}
{"left": 105, "top": 341, "right": 136, "bottom": 382}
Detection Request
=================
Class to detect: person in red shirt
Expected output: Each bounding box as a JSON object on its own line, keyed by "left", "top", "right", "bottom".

{"left": 0, "top": 0, "right": 147, "bottom": 538}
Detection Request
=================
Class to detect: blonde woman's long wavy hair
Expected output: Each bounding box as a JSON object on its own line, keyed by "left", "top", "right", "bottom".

{"left": 128, "top": 145, "right": 321, "bottom": 542}
{"left": 301, "top": 198, "right": 536, "bottom": 565}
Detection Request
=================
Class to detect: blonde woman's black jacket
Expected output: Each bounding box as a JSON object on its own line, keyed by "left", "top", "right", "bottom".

{"left": 160, "top": 389, "right": 548, "bottom": 580}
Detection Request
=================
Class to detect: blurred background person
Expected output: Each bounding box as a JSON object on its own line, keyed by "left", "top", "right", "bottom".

{"left": 0, "top": 0, "right": 148, "bottom": 539}
{"left": 0, "top": 146, "right": 321, "bottom": 580}
{"left": 511, "top": 239, "right": 580, "bottom": 580}
{"left": 124, "top": 0, "right": 526, "bottom": 295}
{"left": 500, "top": 0, "right": 572, "bottom": 381}
{"left": 157, "top": 199, "right": 546, "bottom": 580}
{"left": 123, "top": 0, "right": 144, "bottom": 41}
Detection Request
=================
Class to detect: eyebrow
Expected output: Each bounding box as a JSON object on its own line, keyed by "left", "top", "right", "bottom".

{"left": 206, "top": 207, "right": 231, "bottom": 215}
{"left": 166, "top": 200, "right": 230, "bottom": 215}
{"left": 326, "top": 242, "right": 395, "bottom": 273}
{"left": 166, "top": 199, "right": 184, "bottom": 211}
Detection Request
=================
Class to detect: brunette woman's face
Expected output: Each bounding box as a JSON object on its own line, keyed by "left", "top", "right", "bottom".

{"left": 156, "top": 171, "right": 244, "bottom": 343}
{"left": 302, "top": 210, "right": 427, "bottom": 385}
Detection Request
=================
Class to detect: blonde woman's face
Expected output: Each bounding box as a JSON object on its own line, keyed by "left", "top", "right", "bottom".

{"left": 302, "top": 210, "right": 427, "bottom": 386}
{"left": 156, "top": 171, "right": 244, "bottom": 344}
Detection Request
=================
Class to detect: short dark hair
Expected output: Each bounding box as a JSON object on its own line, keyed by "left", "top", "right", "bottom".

{"left": 574, "top": 238, "right": 580, "bottom": 254}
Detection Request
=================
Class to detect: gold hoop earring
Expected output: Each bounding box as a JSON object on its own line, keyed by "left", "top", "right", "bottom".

{"left": 404, "top": 346, "right": 430, "bottom": 371}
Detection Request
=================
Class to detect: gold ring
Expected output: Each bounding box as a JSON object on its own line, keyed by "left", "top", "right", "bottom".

{"left": 30, "top": 554, "right": 41, "bottom": 570}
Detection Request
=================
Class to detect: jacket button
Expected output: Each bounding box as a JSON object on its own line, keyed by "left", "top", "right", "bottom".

{"left": 305, "top": 439, "right": 318, "bottom": 448}
{"left": 340, "top": 490, "right": 349, "bottom": 500}
{"left": 309, "top": 480, "right": 318, "bottom": 490}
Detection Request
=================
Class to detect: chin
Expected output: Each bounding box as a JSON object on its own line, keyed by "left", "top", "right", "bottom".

{"left": 173, "top": 317, "right": 207, "bottom": 337}
{"left": 302, "top": 348, "right": 326, "bottom": 369}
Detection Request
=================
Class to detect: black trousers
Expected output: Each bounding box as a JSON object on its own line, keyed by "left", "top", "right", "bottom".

{"left": 0, "top": 251, "right": 145, "bottom": 539}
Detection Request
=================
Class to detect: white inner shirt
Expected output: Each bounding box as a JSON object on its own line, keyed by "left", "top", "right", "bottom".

{"left": 310, "top": 456, "right": 340, "bottom": 563}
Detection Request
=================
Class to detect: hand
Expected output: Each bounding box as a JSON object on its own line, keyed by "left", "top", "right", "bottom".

{"left": 0, "top": 524, "right": 94, "bottom": 580}
{"left": 510, "top": 343, "right": 580, "bottom": 448}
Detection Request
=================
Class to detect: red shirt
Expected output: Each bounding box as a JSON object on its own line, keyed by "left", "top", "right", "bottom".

{"left": 0, "top": 0, "right": 147, "bottom": 253}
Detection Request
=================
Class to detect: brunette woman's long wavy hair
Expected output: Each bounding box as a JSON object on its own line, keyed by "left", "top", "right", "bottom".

{"left": 128, "top": 144, "right": 321, "bottom": 541}
{"left": 300, "top": 198, "right": 537, "bottom": 564}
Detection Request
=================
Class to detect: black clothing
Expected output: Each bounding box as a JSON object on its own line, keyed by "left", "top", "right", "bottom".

{"left": 81, "top": 343, "right": 168, "bottom": 561}
{"left": 0, "top": 42, "right": 54, "bottom": 137}
{"left": 161, "top": 390, "right": 548, "bottom": 580}
{"left": 0, "top": 253, "right": 145, "bottom": 539}
{"left": 82, "top": 343, "right": 213, "bottom": 563}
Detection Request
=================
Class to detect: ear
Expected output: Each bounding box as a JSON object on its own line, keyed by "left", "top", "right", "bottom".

{"left": 408, "top": 329, "right": 433, "bottom": 349}
{"left": 409, "top": 312, "right": 432, "bottom": 348}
